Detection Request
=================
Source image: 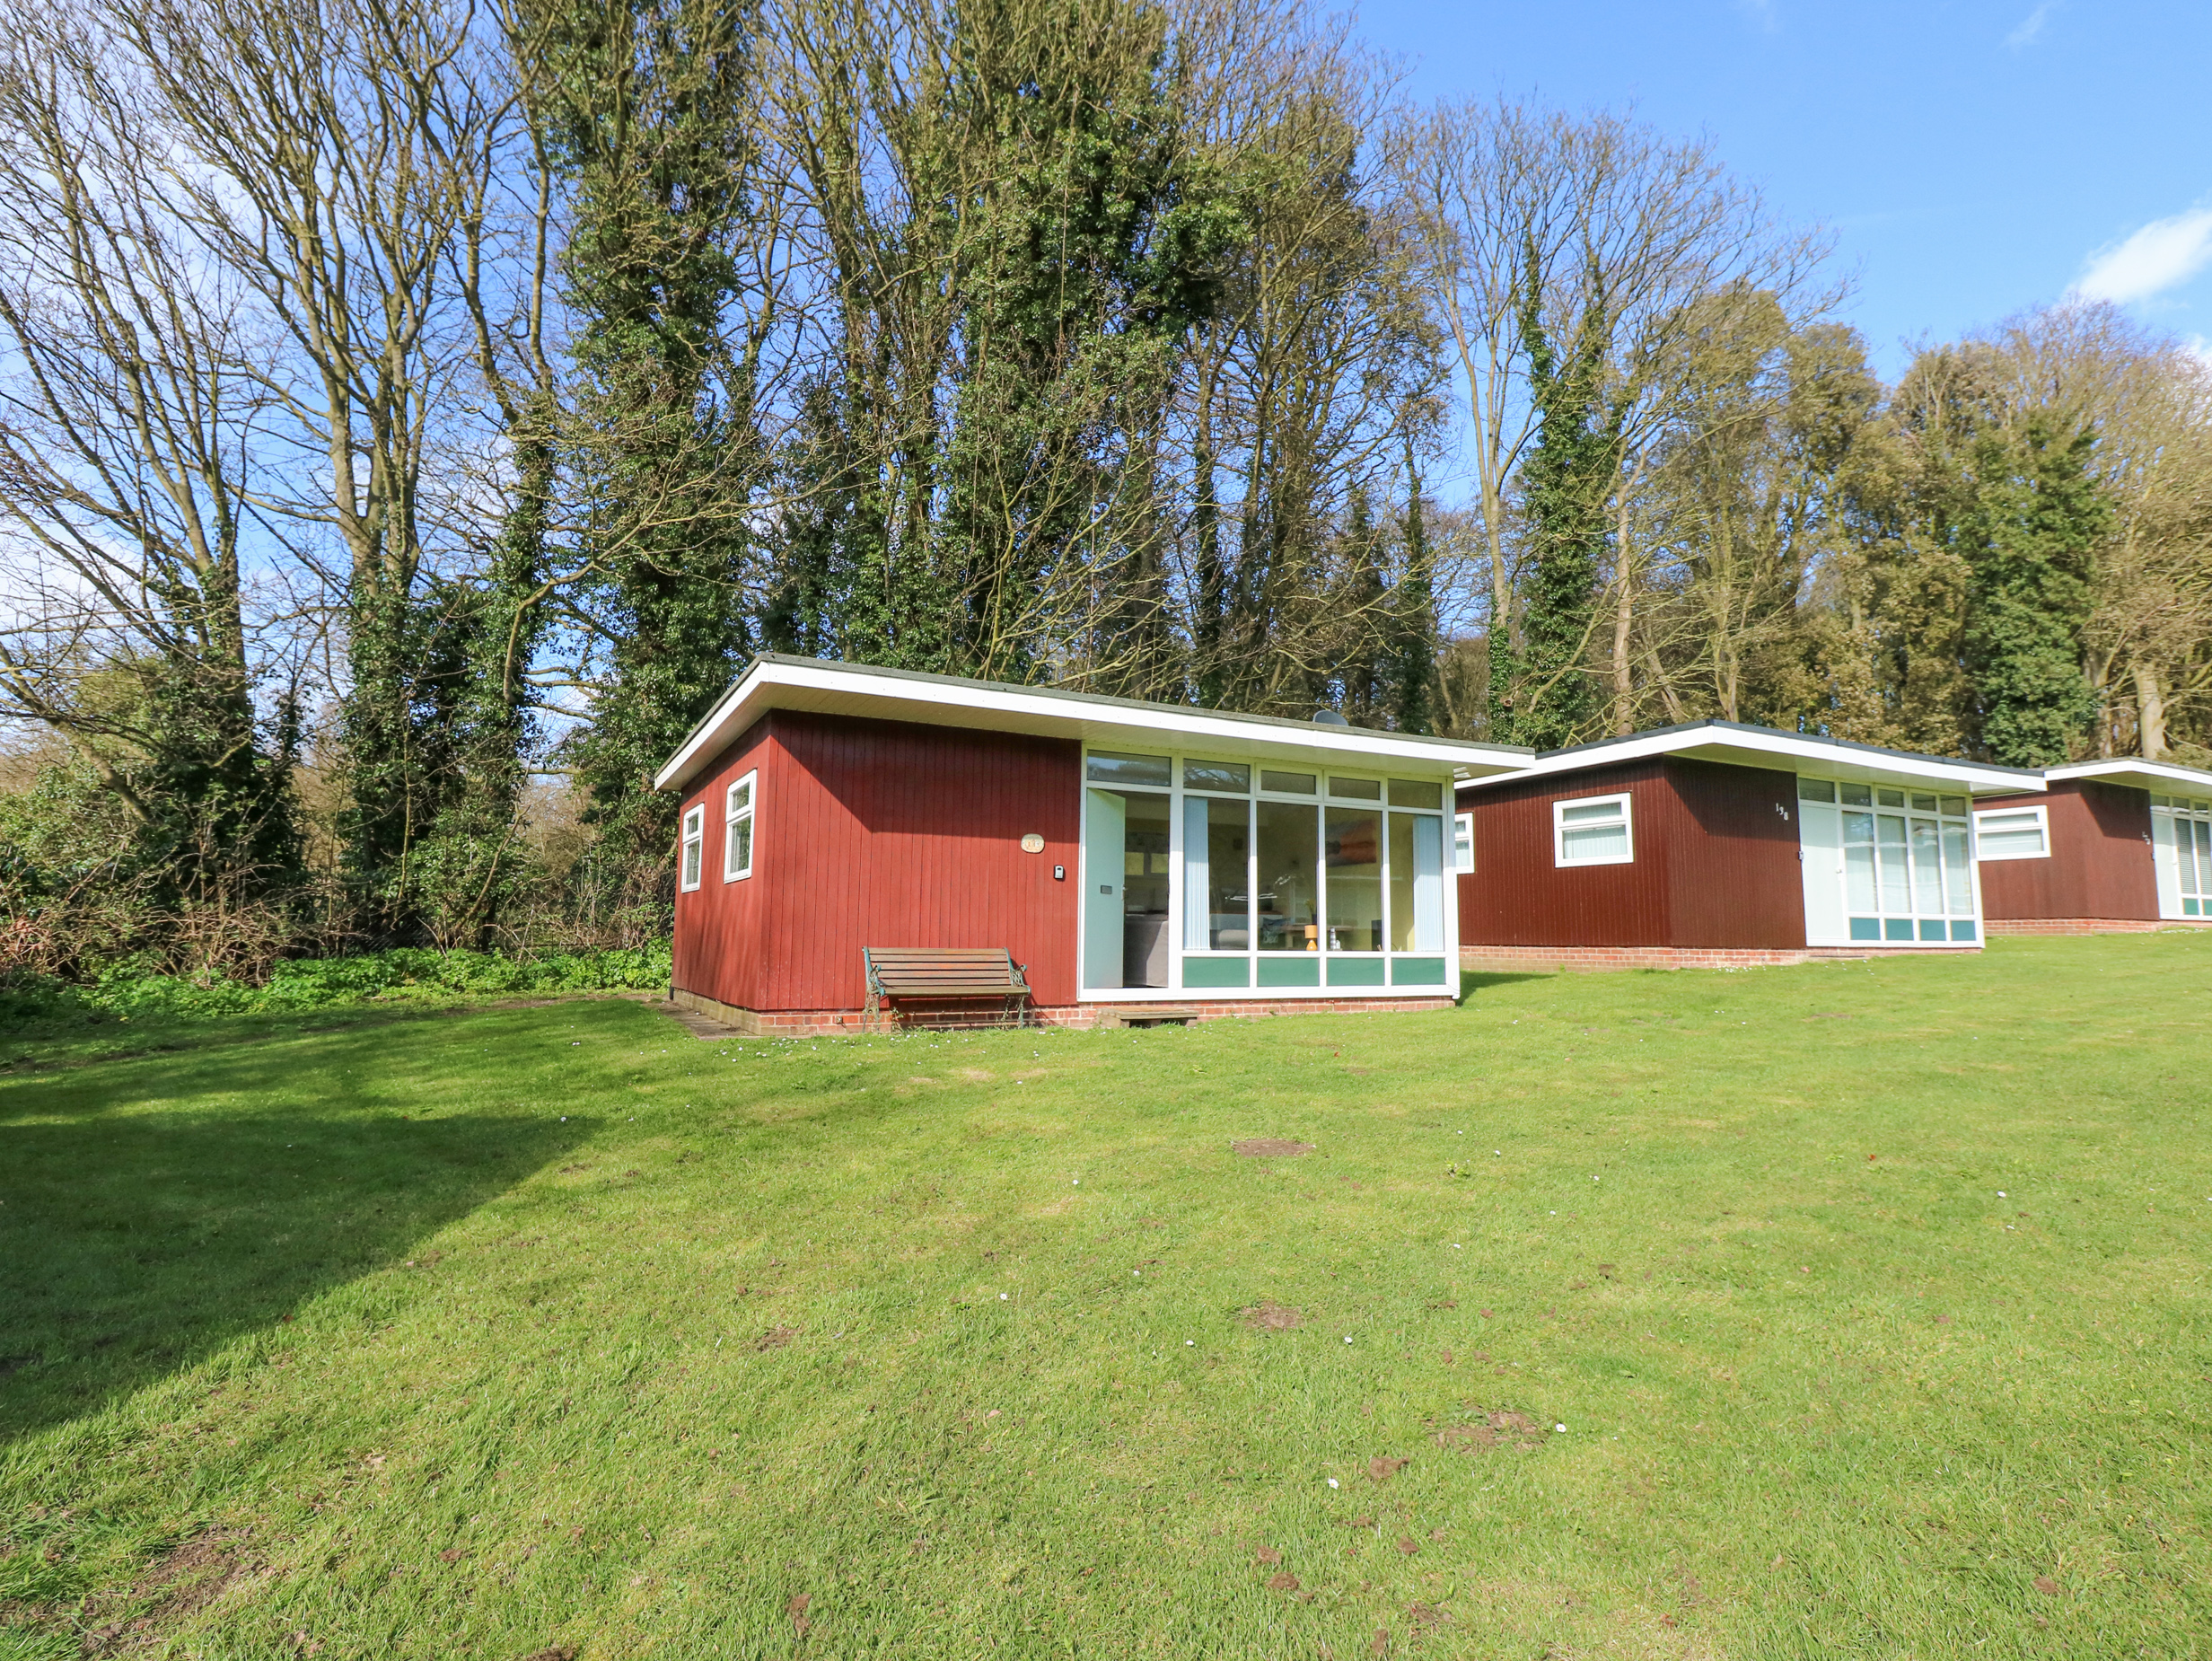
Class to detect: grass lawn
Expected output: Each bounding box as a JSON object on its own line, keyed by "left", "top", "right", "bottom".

{"left": 3, "top": 936, "right": 2208, "bottom": 1659}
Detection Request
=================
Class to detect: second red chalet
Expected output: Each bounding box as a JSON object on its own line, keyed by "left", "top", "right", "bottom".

{"left": 1453, "top": 721, "right": 2043, "bottom": 971}
{"left": 1972, "top": 758, "right": 2212, "bottom": 933}
{"left": 653, "top": 655, "right": 1532, "bottom": 1033}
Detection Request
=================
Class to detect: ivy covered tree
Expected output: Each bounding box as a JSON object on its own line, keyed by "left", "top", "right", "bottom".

{"left": 535, "top": 0, "right": 764, "bottom": 883}
{"left": 1962, "top": 412, "right": 2107, "bottom": 766}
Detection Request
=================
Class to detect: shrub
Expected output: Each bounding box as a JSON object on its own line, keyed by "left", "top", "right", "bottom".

{"left": 0, "top": 941, "right": 671, "bottom": 1031}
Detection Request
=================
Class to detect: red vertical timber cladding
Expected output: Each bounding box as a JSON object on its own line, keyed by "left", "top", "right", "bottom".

{"left": 1978, "top": 779, "right": 2159, "bottom": 921}
{"left": 1458, "top": 757, "right": 1806, "bottom": 949}
{"left": 1458, "top": 759, "right": 1672, "bottom": 946}
{"left": 674, "top": 708, "right": 1082, "bottom": 1013}
{"left": 1663, "top": 758, "right": 1805, "bottom": 949}
{"left": 672, "top": 719, "right": 777, "bottom": 1012}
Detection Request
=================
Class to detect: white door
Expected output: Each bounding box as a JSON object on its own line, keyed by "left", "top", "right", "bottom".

{"left": 1797, "top": 796, "right": 1845, "bottom": 945}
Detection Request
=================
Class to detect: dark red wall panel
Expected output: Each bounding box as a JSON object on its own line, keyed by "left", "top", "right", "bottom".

{"left": 1457, "top": 756, "right": 1804, "bottom": 949}
{"left": 1978, "top": 779, "right": 2158, "bottom": 921}
{"left": 1665, "top": 759, "right": 1806, "bottom": 948}
{"left": 1458, "top": 760, "right": 1672, "bottom": 946}
{"left": 673, "top": 710, "right": 1082, "bottom": 1012}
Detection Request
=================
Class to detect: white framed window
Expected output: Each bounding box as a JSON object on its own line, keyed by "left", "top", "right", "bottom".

{"left": 1554, "top": 793, "right": 1633, "bottom": 867}
{"left": 1452, "top": 812, "right": 1474, "bottom": 874}
{"left": 1972, "top": 804, "right": 2049, "bottom": 861}
{"left": 680, "top": 804, "right": 705, "bottom": 892}
{"left": 724, "top": 770, "right": 757, "bottom": 881}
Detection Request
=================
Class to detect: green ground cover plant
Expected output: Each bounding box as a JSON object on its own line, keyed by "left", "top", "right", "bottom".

{"left": 0, "top": 945, "right": 672, "bottom": 1050}
{"left": 2, "top": 935, "right": 2207, "bottom": 1658}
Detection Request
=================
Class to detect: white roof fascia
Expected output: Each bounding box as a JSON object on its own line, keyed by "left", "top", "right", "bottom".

{"left": 654, "top": 656, "right": 1534, "bottom": 794}
{"left": 1454, "top": 723, "right": 2044, "bottom": 798}
{"left": 2041, "top": 758, "right": 2212, "bottom": 795}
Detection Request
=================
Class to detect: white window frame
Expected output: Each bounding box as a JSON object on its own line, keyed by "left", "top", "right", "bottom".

{"left": 1553, "top": 792, "right": 1634, "bottom": 868}
{"left": 1971, "top": 804, "right": 2050, "bottom": 862}
{"left": 680, "top": 804, "right": 705, "bottom": 892}
{"left": 723, "top": 769, "right": 758, "bottom": 882}
{"left": 1452, "top": 812, "right": 1475, "bottom": 874}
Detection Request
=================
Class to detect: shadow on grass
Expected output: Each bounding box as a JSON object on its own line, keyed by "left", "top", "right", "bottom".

{"left": 0, "top": 1032, "right": 590, "bottom": 1446}
{"left": 1459, "top": 970, "right": 1554, "bottom": 998}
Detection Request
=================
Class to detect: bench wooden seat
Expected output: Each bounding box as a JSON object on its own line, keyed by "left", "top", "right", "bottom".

{"left": 864, "top": 946, "right": 1032, "bottom": 1028}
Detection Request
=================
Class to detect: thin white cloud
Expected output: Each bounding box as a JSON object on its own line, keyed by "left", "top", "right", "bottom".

{"left": 1735, "top": 0, "right": 1780, "bottom": 35}
{"left": 2072, "top": 207, "right": 2212, "bottom": 305}
{"left": 2006, "top": 1, "right": 2059, "bottom": 49}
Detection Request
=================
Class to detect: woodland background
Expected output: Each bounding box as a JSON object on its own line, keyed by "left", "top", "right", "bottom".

{"left": 1, "top": 0, "right": 2207, "bottom": 987}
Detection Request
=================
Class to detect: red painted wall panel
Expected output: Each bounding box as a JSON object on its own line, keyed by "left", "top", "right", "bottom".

{"left": 1457, "top": 757, "right": 1805, "bottom": 949}
{"left": 1665, "top": 759, "right": 1806, "bottom": 949}
{"left": 1978, "top": 780, "right": 2158, "bottom": 921}
{"left": 673, "top": 710, "right": 1082, "bottom": 1012}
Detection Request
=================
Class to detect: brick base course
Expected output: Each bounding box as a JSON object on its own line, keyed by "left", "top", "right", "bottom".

{"left": 1458, "top": 943, "right": 1980, "bottom": 974}
{"left": 671, "top": 985, "right": 1454, "bottom": 1036}
{"left": 1984, "top": 917, "right": 2212, "bottom": 936}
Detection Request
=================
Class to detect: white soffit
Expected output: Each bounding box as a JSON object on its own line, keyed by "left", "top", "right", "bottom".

{"left": 1456, "top": 722, "right": 2044, "bottom": 798}
{"left": 2044, "top": 759, "right": 2212, "bottom": 796}
{"left": 654, "top": 655, "right": 1534, "bottom": 793}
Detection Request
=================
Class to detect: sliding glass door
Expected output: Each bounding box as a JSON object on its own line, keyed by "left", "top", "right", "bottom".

{"left": 1085, "top": 751, "right": 1452, "bottom": 992}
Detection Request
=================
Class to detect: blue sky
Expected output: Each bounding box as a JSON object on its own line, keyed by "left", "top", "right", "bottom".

{"left": 1355, "top": 0, "right": 2212, "bottom": 376}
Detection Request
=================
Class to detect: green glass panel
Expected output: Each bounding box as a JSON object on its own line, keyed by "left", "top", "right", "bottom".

{"left": 1326, "top": 957, "right": 1388, "bottom": 987}
{"left": 1391, "top": 956, "right": 1448, "bottom": 986}
{"left": 1883, "top": 918, "right": 1914, "bottom": 941}
{"left": 1918, "top": 918, "right": 1946, "bottom": 941}
{"left": 1950, "top": 920, "right": 1978, "bottom": 941}
{"left": 1849, "top": 917, "right": 1882, "bottom": 941}
{"left": 1256, "top": 956, "right": 1321, "bottom": 988}
{"left": 1182, "top": 956, "right": 1250, "bottom": 989}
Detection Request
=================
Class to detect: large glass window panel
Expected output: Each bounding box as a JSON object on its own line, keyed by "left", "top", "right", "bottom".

{"left": 1910, "top": 819, "right": 1943, "bottom": 914}
{"left": 1185, "top": 795, "right": 1251, "bottom": 950}
{"left": 1843, "top": 811, "right": 1876, "bottom": 911}
{"left": 1256, "top": 801, "right": 1319, "bottom": 951}
{"left": 1087, "top": 751, "right": 1171, "bottom": 787}
{"left": 1876, "top": 814, "right": 1909, "bottom": 911}
{"left": 1325, "top": 808, "right": 1383, "bottom": 952}
{"left": 1943, "top": 823, "right": 1972, "bottom": 913}
{"left": 1183, "top": 760, "right": 1250, "bottom": 794}
{"left": 1840, "top": 782, "right": 1873, "bottom": 806}
{"left": 1390, "top": 778, "right": 1444, "bottom": 808}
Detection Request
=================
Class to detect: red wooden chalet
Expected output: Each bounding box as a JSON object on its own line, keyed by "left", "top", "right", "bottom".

{"left": 1974, "top": 759, "right": 2212, "bottom": 934}
{"left": 653, "top": 655, "right": 1531, "bottom": 1033}
{"left": 1452, "top": 722, "right": 2042, "bottom": 972}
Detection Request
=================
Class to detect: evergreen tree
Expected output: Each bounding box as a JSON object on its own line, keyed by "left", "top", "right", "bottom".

{"left": 1962, "top": 413, "right": 2108, "bottom": 765}
{"left": 537, "top": 0, "right": 762, "bottom": 879}
{"left": 1390, "top": 438, "right": 1439, "bottom": 734}
{"left": 1503, "top": 265, "right": 1618, "bottom": 749}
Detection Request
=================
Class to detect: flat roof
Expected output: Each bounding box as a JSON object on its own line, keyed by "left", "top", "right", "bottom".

{"left": 654, "top": 655, "right": 1535, "bottom": 794}
{"left": 2041, "top": 757, "right": 2212, "bottom": 796}
{"left": 1455, "top": 719, "right": 2044, "bottom": 797}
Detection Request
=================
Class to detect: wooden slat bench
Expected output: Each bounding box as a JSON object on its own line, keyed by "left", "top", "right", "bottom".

{"left": 864, "top": 947, "right": 1033, "bottom": 1029}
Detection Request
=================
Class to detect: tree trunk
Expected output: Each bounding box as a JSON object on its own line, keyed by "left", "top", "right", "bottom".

{"left": 2133, "top": 660, "right": 2167, "bottom": 760}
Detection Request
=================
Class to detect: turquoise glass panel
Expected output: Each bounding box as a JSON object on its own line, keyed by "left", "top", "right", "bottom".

{"left": 1327, "top": 958, "right": 1388, "bottom": 987}
{"left": 1849, "top": 917, "right": 1882, "bottom": 941}
{"left": 1391, "top": 956, "right": 1448, "bottom": 986}
{"left": 1883, "top": 918, "right": 1914, "bottom": 941}
{"left": 1256, "top": 957, "right": 1321, "bottom": 988}
{"left": 1918, "top": 918, "right": 1947, "bottom": 941}
{"left": 1183, "top": 957, "right": 1249, "bottom": 989}
{"left": 1949, "top": 920, "right": 1978, "bottom": 941}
